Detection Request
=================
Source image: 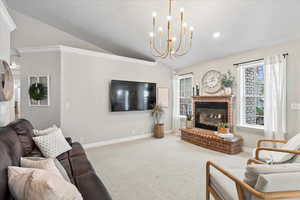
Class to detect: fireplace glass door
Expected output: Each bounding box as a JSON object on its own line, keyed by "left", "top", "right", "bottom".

{"left": 194, "top": 102, "right": 228, "bottom": 131}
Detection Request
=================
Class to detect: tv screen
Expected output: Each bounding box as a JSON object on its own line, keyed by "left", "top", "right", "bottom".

{"left": 110, "top": 80, "right": 156, "bottom": 112}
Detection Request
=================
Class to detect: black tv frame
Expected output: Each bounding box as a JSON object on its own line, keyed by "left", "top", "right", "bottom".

{"left": 110, "top": 80, "right": 157, "bottom": 112}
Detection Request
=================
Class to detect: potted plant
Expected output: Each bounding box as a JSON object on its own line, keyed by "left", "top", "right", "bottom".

{"left": 185, "top": 105, "right": 193, "bottom": 129}
{"left": 221, "top": 70, "right": 234, "bottom": 95}
{"left": 151, "top": 105, "right": 164, "bottom": 138}
{"left": 217, "top": 122, "right": 230, "bottom": 134}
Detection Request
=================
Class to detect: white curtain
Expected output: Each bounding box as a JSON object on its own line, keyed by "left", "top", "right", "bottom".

{"left": 172, "top": 73, "right": 180, "bottom": 134}
{"left": 264, "top": 54, "right": 287, "bottom": 144}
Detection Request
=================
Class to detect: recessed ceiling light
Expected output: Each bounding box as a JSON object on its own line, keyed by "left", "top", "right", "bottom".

{"left": 213, "top": 32, "right": 221, "bottom": 38}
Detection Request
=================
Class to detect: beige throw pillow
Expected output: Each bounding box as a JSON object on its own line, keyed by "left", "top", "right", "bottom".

{"left": 33, "top": 128, "right": 72, "bottom": 158}
{"left": 8, "top": 167, "right": 82, "bottom": 200}
{"left": 21, "top": 157, "right": 70, "bottom": 182}
{"left": 8, "top": 167, "right": 33, "bottom": 200}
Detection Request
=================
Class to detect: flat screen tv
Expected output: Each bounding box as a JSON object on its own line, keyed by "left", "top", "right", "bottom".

{"left": 110, "top": 80, "right": 156, "bottom": 112}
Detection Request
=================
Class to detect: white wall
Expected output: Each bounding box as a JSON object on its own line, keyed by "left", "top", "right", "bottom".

{"left": 60, "top": 49, "right": 173, "bottom": 144}
{"left": 10, "top": 9, "right": 108, "bottom": 53}
{"left": 176, "top": 39, "right": 300, "bottom": 148}
{"left": 0, "top": 0, "right": 15, "bottom": 126}
{"left": 19, "top": 51, "right": 61, "bottom": 129}
{"left": 0, "top": 15, "right": 10, "bottom": 62}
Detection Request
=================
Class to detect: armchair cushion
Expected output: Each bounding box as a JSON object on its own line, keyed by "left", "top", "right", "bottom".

{"left": 255, "top": 172, "right": 300, "bottom": 193}
{"left": 210, "top": 168, "right": 245, "bottom": 200}
{"left": 244, "top": 163, "right": 300, "bottom": 187}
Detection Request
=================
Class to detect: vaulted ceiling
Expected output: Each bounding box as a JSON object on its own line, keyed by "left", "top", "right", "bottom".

{"left": 7, "top": 0, "right": 300, "bottom": 68}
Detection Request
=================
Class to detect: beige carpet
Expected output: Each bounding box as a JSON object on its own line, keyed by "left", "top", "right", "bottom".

{"left": 86, "top": 134, "right": 250, "bottom": 200}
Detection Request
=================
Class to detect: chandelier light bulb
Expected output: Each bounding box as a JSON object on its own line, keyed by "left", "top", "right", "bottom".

{"left": 149, "top": 0, "right": 194, "bottom": 58}
{"left": 152, "top": 12, "right": 157, "bottom": 18}
{"left": 213, "top": 32, "right": 221, "bottom": 38}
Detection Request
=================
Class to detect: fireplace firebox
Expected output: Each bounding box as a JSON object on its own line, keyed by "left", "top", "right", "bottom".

{"left": 195, "top": 102, "right": 228, "bottom": 131}
{"left": 193, "top": 95, "right": 234, "bottom": 132}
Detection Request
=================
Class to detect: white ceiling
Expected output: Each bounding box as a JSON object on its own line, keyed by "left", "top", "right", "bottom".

{"left": 7, "top": 0, "right": 300, "bottom": 68}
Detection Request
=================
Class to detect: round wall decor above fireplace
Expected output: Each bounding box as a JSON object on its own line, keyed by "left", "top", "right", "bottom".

{"left": 202, "top": 70, "right": 222, "bottom": 94}
{"left": 0, "top": 60, "right": 14, "bottom": 101}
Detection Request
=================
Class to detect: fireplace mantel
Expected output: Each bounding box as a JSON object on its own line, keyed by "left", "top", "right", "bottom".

{"left": 192, "top": 95, "right": 234, "bottom": 100}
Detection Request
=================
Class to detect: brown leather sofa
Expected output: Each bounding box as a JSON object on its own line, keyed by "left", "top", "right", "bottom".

{"left": 0, "top": 119, "right": 112, "bottom": 200}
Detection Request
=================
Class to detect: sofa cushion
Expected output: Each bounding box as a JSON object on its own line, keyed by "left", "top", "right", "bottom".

{"left": 8, "top": 119, "right": 35, "bottom": 156}
{"left": 56, "top": 152, "right": 75, "bottom": 184}
{"left": 210, "top": 168, "right": 245, "bottom": 200}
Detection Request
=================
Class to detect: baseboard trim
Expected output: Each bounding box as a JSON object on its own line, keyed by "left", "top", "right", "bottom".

{"left": 83, "top": 130, "right": 173, "bottom": 150}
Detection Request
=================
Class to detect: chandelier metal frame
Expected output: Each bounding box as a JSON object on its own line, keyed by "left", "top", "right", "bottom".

{"left": 149, "top": 0, "right": 194, "bottom": 59}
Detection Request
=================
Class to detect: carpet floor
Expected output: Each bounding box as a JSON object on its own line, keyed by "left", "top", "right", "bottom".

{"left": 86, "top": 134, "right": 250, "bottom": 200}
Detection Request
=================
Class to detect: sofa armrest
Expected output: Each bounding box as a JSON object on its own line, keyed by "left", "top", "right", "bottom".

{"left": 75, "top": 172, "right": 112, "bottom": 200}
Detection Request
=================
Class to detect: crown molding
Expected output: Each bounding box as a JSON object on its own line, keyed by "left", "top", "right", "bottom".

{"left": 17, "top": 45, "right": 157, "bottom": 66}
{"left": 17, "top": 45, "right": 61, "bottom": 53}
{"left": 0, "top": 0, "right": 16, "bottom": 31}
{"left": 60, "top": 46, "right": 157, "bottom": 66}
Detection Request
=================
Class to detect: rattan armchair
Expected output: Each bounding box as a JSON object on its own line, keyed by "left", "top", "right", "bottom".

{"left": 206, "top": 160, "right": 300, "bottom": 200}
{"left": 254, "top": 138, "right": 300, "bottom": 162}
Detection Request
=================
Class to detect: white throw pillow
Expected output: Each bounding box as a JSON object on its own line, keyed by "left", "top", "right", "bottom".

{"left": 244, "top": 163, "right": 300, "bottom": 187}
{"left": 33, "top": 128, "right": 71, "bottom": 158}
{"left": 8, "top": 166, "right": 82, "bottom": 200}
{"left": 33, "top": 125, "right": 58, "bottom": 136}
{"left": 271, "top": 133, "right": 300, "bottom": 163}
{"left": 21, "top": 157, "right": 70, "bottom": 182}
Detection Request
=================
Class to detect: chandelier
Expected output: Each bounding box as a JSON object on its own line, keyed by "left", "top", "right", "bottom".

{"left": 149, "top": 0, "right": 194, "bottom": 59}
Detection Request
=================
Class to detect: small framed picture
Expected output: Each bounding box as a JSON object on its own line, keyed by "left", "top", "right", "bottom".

{"left": 157, "top": 87, "right": 169, "bottom": 108}
{"left": 28, "top": 75, "right": 50, "bottom": 106}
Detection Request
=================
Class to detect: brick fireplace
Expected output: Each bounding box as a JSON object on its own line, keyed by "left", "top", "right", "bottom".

{"left": 180, "top": 95, "right": 242, "bottom": 154}
{"left": 193, "top": 95, "right": 234, "bottom": 131}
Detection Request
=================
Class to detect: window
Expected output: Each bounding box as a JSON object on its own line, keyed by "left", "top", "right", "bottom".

{"left": 179, "top": 75, "right": 193, "bottom": 116}
{"left": 240, "top": 61, "right": 265, "bottom": 128}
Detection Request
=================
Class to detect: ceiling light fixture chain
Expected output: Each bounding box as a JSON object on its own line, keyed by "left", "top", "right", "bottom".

{"left": 149, "top": 0, "right": 194, "bottom": 59}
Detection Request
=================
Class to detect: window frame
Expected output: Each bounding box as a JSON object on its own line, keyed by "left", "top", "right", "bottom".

{"left": 178, "top": 74, "right": 193, "bottom": 118}
{"left": 239, "top": 61, "right": 265, "bottom": 130}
